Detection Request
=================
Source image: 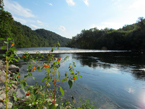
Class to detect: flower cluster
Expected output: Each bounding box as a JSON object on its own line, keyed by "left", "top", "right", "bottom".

{"left": 26, "top": 91, "right": 30, "bottom": 96}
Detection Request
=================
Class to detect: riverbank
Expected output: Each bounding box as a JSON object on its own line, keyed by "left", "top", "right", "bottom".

{"left": 0, "top": 60, "right": 26, "bottom": 108}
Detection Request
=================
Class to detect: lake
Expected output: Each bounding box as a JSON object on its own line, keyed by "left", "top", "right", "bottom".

{"left": 16, "top": 47, "right": 145, "bottom": 109}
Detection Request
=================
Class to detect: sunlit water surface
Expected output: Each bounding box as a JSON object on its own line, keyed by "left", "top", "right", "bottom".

{"left": 16, "top": 47, "right": 145, "bottom": 109}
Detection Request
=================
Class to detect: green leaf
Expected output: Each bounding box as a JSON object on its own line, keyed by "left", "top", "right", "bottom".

{"left": 0, "top": 54, "right": 6, "bottom": 57}
{"left": 62, "top": 78, "right": 67, "bottom": 82}
{"left": 41, "top": 77, "right": 47, "bottom": 82}
{"left": 33, "top": 77, "right": 35, "bottom": 80}
{"left": 76, "top": 71, "right": 80, "bottom": 74}
{"left": 59, "top": 86, "right": 64, "bottom": 96}
{"left": 65, "top": 73, "right": 68, "bottom": 77}
{"left": 24, "top": 74, "right": 28, "bottom": 78}
{"left": 28, "top": 73, "right": 32, "bottom": 77}
{"left": 40, "top": 85, "right": 43, "bottom": 89}
{"left": 51, "top": 47, "right": 54, "bottom": 52}
{"left": 64, "top": 56, "right": 69, "bottom": 61}
{"left": 7, "top": 38, "right": 12, "bottom": 41}
{"left": 12, "top": 58, "right": 19, "bottom": 62}
{"left": 49, "top": 103, "right": 55, "bottom": 109}
{"left": 0, "top": 38, "right": 4, "bottom": 41}
{"left": 35, "top": 93, "right": 41, "bottom": 101}
{"left": 14, "top": 95, "right": 17, "bottom": 101}
{"left": 4, "top": 41, "right": 8, "bottom": 44}
{"left": 73, "top": 62, "right": 76, "bottom": 67}
{"left": 1, "top": 46, "right": 6, "bottom": 49}
{"left": 20, "top": 82, "right": 26, "bottom": 89}
{"left": 60, "top": 106, "right": 63, "bottom": 109}
{"left": 45, "top": 67, "right": 50, "bottom": 72}
{"left": 68, "top": 80, "right": 73, "bottom": 89}
{"left": 18, "top": 57, "right": 20, "bottom": 60}
{"left": 57, "top": 41, "right": 60, "bottom": 46}
{"left": 9, "top": 48, "right": 16, "bottom": 51}
{"left": 37, "top": 67, "right": 41, "bottom": 71}
{"left": 79, "top": 75, "right": 82, "bottom": 78}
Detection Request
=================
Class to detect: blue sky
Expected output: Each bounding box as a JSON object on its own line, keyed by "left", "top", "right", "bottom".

{"left": 3, "top": 0, "right": 145, "bottom": 39}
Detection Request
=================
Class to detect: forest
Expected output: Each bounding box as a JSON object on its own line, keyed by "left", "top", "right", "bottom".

{"left": 68, "top": 17, "right": 145, "bottom": 51}
{"left": 11, "top": 21, "right": 71, "bottom": 48}
{"left": 0, "top": 3, "right": 70, "bottom": 48}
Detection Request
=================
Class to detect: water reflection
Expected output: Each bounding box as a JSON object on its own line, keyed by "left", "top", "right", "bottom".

{"left": 72, "top": 53, "right": 145, "bottom": 80}
{"left": 132, "top": 70, "right": 145, "bottom": 80}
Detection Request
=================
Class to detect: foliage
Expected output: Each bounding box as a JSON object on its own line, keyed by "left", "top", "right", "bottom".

{"left": 35, "top": 29, "right": 70, "bottom": 47}
{"left": 0, "top": 0, "right": 4, "bottom": 10}
{"left": 0, "top": 37, "right": 19, "bottom": 109}
{"left": 0, "top": 38, "right": 85, "bottom": 109}
{"left": 0, "top": 0, "right": 13, "bottom": 39}
{"left": 10, "top": 21, "right": 71, "bottom": 48}
{"left": 68, "top": 17, "right": 145, "bottom": 51}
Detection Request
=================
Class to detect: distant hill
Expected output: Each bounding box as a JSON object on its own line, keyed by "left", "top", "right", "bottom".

{"left": 35, "top": 29, "right": 70, "bottom": 47}
{"left": 11, "top": 21, "right": 70, "bottom": 48}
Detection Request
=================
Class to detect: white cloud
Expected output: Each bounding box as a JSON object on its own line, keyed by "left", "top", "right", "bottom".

{"left": 102, "top": 68, "right": 120, "bottom": 74}
{"left": 129, "top": 0, "right": 145, "bottom": 11}
{"left": 49, "top": 3, "right": 53, "bottom": 6}
{"left": 30, "top": 24, "right": 41, "bottom": 30}
{"left": 83, "top": 0, "right": 89, "bottom": 6}
{"left": 59, "top": 26, "right": 66, "bottom": 31}
{"left": 66, "top": 0, "right": 75, "bottom": 6}
{"left": 126, "top": 87, "right": 135, "bottom": 94}
{"left": 13, "top": 16, "right": 27, "bottom": 24}
{"left": 4, "top": 0, "right": 35, "bottom": 17}
{"left": 37, "top": 20, "right": 42, "bottom": 24}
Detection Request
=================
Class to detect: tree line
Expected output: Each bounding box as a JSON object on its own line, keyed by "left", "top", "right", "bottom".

{"left": 67, "top": 17, "right": 145, "bottom": 51}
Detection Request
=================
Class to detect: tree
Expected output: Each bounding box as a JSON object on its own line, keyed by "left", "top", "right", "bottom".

{"left": 0, "top": 0, "right": 4, "bottom": 10}
{"left": 0, "top": 0, "right": 13, "bottom": 38}
{"left": 137, "top": 17, "right": 145, "bottom": 30}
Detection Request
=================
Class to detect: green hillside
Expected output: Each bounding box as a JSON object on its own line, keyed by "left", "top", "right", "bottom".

{"left": 11, "top": 21, "right": 70, "bottom": 48}
{"left": 0, "top": 9, "right": 70, "bottom": 48}
{"left": 35, "top": 29, "right": 70, "bottom": 47}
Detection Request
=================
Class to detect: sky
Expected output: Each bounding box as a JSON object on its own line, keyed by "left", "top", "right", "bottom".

{"left": 3, "top": 0, "right": 145, "bottom": 39}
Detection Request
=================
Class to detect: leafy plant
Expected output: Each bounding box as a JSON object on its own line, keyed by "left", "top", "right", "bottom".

{"left": 0, "top": 38, "right": 83, "bottom": 109}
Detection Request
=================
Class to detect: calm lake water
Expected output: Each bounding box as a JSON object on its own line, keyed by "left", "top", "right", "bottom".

{"left": 17, "top": 47, "right": 145, "bottom": 109}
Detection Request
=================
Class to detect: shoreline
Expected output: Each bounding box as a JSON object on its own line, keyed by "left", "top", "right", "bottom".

{"left": 0, "top": 60, "right": 26, "bottom": 108}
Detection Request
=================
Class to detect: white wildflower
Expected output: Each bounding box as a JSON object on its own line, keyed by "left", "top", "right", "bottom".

{"left": 29, "top": 104, "right": 32, "bottom": 107}
{"left": 46, "top": 98, "right": 51, "bottom": 102}
{"left": 55, "top": 104, "right": 58, "bottom": 107}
